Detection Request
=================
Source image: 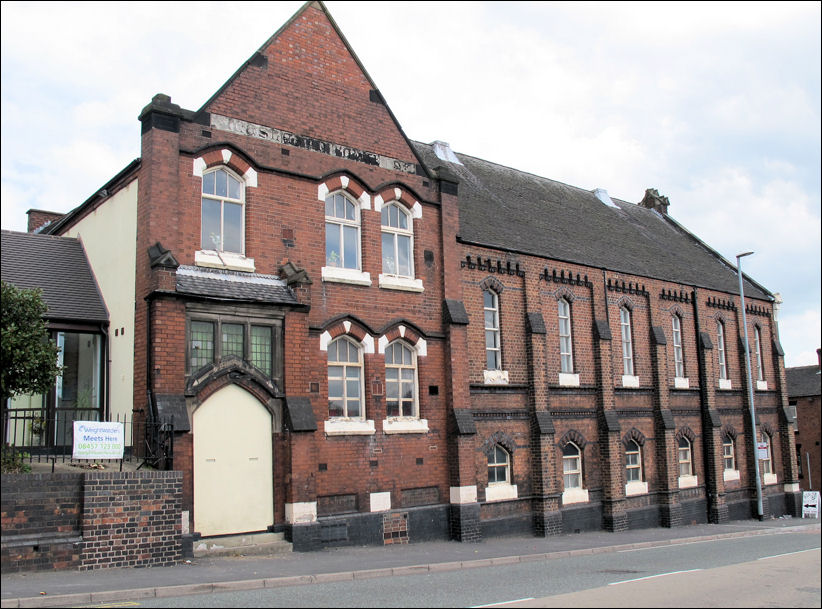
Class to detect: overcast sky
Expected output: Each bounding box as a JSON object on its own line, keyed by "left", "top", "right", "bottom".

{"left": 2, "top": 1, "right": 820, "bottom": 367}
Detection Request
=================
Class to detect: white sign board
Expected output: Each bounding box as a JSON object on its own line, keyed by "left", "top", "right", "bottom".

{"left": 73, "top": 421, "right": 125, "bottom": 460}
{"left": 803, "top": 491, "right": 820, "bottom": 519}
{"left": 757, "top": 442, "right": 769, "bottom": 459}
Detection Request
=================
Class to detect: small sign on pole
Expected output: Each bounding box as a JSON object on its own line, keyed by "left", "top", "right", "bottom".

{"left": 73, "top": 421, "right": 125, "bottom": 460}
{"left": 802, "top": 491, "right": 820, "bottom": 519}
{"left": 757, "top": 442, "right": 769, "bottom": 459}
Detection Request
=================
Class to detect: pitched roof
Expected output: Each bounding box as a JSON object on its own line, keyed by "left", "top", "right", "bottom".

{"left": 412, "top": 142, "right": 771, "bottom": 300}
{"left": 1, "top": 230, "right": 108, "bottom": 323}
{"left": 175, "top": 266, "right": 298, "bottom": 306}
{"left": 786, "top": 365, "right": 821, "bottom": 398}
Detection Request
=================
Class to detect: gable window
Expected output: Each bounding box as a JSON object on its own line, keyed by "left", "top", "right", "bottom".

{"left": 620, "top": 306, "right": 634, "bottom": 376}
{"left": 717, "top": 320, "right": 729, "bottom": 382}
{"left": 381, "top": 203, "right": 413, "bottom": 278}
{"left": 327, "top": 337, "right": 363, "bottom": 419}
{"left": 488, "top": 445, "right": 510, "bottom": 484}
{"left": 385, "top": 341, "right": 417, "bottom": 418}
{"left": 558, "top": 298, "right": 574, "bottom": 374}
{"left": 672, "top": 314, "right": 685, "bottom": 378}
{"left": 484, "top": 290, "right": 501, "bottom": 371}
{"left": 201, "top": 168, "right": 244, "bottom": 254}
{"left": 325, "top": 192, "right": 360, "bottom": 270}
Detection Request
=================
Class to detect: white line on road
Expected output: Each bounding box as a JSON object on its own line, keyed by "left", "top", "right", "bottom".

{"left": 757, "top": 547, "right": 821, "bottom": 560}
{"left": 608, "top": 569, "right": 703, "bottom": 585}
{"left": 470, "top": 598, "right": 536, "bottom": 607}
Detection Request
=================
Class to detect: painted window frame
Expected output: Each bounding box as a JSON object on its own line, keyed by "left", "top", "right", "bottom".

{"left": 484, "top": 289, "right": 502, "bottom": 371}
{"left": 672, "top": 314, "right": 685, "bottom": 378}
{"left": 620, "top": 306, "right": 634, "bottom": 376}
{"left": 717, "top": 320, "right": 729, "bottom": 380}
{"left": 562, "top": 442, "right": 583, "bottom": 489}
{"left": 325, "top": 191, "right": 362, "bottom": 271}
{"left": 754, "top": 326, "right": 764, "bottom": 382}
{"left": 187, "top": 316, "right": 278, "bottom": 378}
{"left": 558, "top": 298, "right": 574, "bottom": 374}
{"left": 384, "top": 340, "right": 418, "bottom": 419}
{"left": 380, "top": 203, "right": 414, "bottom": 279}
{"left": 723, "top": 434, "right": 736, "bottom": 471}
{"left": 678, "top": 436, "right": 693, "bottom": 477}
{"left": 487, "top": 444, "right": 511, "bottom": 485}
{"left": 326, "top": 336, "right": 365, "bottom": 420}
{"left": 200, "top": 166, "right": 245, "bottom": 255}
{"left": 625, "top": 440, "right": 643, "bottom": 483}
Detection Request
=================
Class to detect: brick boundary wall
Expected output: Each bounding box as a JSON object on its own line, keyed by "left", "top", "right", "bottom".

{"left": 1, "top": 471, "right": 182, "bottom": 572}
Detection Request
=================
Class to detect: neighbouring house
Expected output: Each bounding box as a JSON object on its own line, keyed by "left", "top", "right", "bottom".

{"left": 786, "top": 350, "right": 822, "bottom": 492}
{"left": 13, "top": 0, "right": 800, "bottom": 550}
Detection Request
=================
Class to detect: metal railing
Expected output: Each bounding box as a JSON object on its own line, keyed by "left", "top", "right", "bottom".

{"left": 2, "top": 408, "right": 173, "bottom": 472}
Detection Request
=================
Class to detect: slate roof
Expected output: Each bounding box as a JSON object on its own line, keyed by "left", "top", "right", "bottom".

{"left": 175, "top": 265, "right": 298, "bottom": 305}
{"left": 1, "top": 230, "right": 108, "bottom": 323}
{"left": 412, "top": 142, "right": 771, "bottom": 301}
{"left": 786, "top": 365, "right": 821, "bottom": 398}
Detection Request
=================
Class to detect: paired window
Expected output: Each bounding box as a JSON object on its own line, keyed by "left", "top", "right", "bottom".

{"left": 189, "top": 318, "right": 274, "bottom": 376}
{"left": 487, "top": 445, "right": 511, "bottom": 485}
{"left": 678, "top": 437, "right": 693, "bottom": 477}
{"left": 723, "top": 434, "right": 736, "bottom": 471}
{"left": 558, "top": 298, "right": 574, "bottom": 373}
{"left": 562, "top": 442, "right": 582, "bottom": 489}
{"left": 381, "top": 203, "right": 413, "bottom": 278}
{"left": 620, "top": 306, "right": 634, "bottom": 376}
{"left": 385, "top": 341, "right": 417, "bottom": 418}
{"left": 625, "top": 440, "right": 642, "bottom": 482}
{"left": 327, "top": 337, "right": 363, "bottom": 418}
{"left": 717, "top": 320, "right": 728, "bottom": 380}
{"left": 325, "top": 192, "right": 360, "bottom": 270}
{"left": 484, "top": 290, "right": 501, "bottom": 370}
{"left": 672, "top": 314, "right": 685, "bottom": 377}
{"left": 754, "top": 327, "right": 764, "bottom": 382}
{"left": 201, "top": 168, "right": 244, "bottom": 254}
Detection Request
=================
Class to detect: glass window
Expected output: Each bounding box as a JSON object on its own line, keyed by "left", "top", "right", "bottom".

{"left": 558, "top": 298, "right": 574, "bottom": 373}
{"left": 221, "top": 323, "right": 244, "bottom": 359}
{"left": 250, "top": 325, "right": 272, "bottom": 376}
{"left": 620, "top": 307, "right": 634, "bottom": 375}
{"left": 385, "top": 341, "right": 417, "bottom": 417}
{"left": 327, "top": 338, "right": 363, "bottom": 418}
{"left": 484, "top": 290, "right": 501, "bottom": 370}
{"left": 562, "top": 442, "right": 582, "bottom": 489}
{"left": 678, "top": 436, "right": 693, "bottom": 477}
{"left": 626, "top": 440, "right": 642, "bottom": 482}
{"left": 717, "top": 320, "right": 728, "bottom": 380}
{"left": 201, "top": 168, "right": 244, "bottom": 253}
{"left": 325, "top": 192, "right": 360, "bottom": 270}
{"left": 723, "top": 434, "right": 735, "bottom": 471}
{"left": 759, "top": 432, "right": 772, "bottom": 474}
{"left": 190, "top": 321, "right": 215, "bottom": 370}
{"left": 488, "top": 445, "right": 510, "bottom": 484}
{"left": 672, "top": 315, "right": 685, "bottom": 377}
{"left": 381, "top": 203, "right": 413, "bottom": 278}
{"left": 754, "top": 327, "right": 764, "bottom": 381}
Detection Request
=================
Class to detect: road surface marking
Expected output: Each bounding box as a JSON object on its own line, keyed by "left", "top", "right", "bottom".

{"left": 609, "top": 569, "right": 702, "bottom": 585}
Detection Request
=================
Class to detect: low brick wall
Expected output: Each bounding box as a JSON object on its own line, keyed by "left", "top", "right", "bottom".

{"left": 1, "top": 470, "right": 182, "bottom": 572}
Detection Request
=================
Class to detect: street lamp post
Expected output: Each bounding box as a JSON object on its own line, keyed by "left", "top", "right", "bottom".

{"left": 737, "top": 251, "right": 764, "bottom": 520}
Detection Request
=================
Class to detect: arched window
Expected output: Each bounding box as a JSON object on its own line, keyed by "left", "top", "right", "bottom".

{"left": 385, "top": 341, "right": 417, "bottom": 418}
{"left": 722, "top": 434, "right": 735, "bottom": 471}
{"left": 754, "top": 326, "right": 764, "bottom": 382}
{"left": 678, "top": 436, "right": 693, "bottom": 477}
{"left": 484, "top": 290, "right": 501, "bottom": 370}
{"left": 381, "top": 203, "right": 413, "bottom": 278}
{"left": 327, "top": 337, "right": 363, "bottom": 418}
{"left": 562, "top": 442, "right": 582, "bottom": 489}
{"left": 672, "top": 314, "right": 685, "bottom": 378}
{"left": 758, "top": 431, "right": 772, "bottom": 475}
{"left": 487, "top": 444, "right": 510, "bottom": 485}
{"left": 625, "top": 440, "right": 642, "bottom": 482}
{"left": 620, "top": 306, "right": 634, "bottom": 376}
{"left": 558, "top": 298, "right": 574, "bottom": 373}
{"left": 201, "top": 167, "right": 244, "bottom": 253}
{"left": 325, "top": 192, "right": 360, "bottom": 270}
{"left": 717, "top": 320, "right": 728, "bottom": 380}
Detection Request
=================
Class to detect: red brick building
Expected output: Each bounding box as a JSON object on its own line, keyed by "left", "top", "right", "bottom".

{"left": 786, "top": 350, "right": 821, "bottom": 492}
{"left": 31, "top": 1, "right": 800, "bottom": 549}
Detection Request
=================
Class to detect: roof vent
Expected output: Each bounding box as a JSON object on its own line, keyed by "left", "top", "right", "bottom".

{"left": 593, "top": 188, "right": 619, "bottom": 208}
{"left": 432, "top": 141, "right": 463, "bottom": 165}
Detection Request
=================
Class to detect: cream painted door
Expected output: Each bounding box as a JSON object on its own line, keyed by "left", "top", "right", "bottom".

{"left": 194, "top": 384, "right": 274, "bottom": 536}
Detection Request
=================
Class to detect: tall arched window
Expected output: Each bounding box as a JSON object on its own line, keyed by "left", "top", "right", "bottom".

{"left": 327, "top": 337, "right": 363, "bottom": 418}
{"left": 558, "top": 298, "right": 574, "bottom": 373}
{"left": 381, "top": 203, "right": 413, "bottom": 278}
{"left": 484, "top": 290, "right": 501, "bottom": 370}
{"left": 625, "top": 440, "right": 642, "bottom": 482}
{"left": 717, "top": 320, "right": 728, "bottom": 380}
{"left": 678, "top": 436, "right": 693, "bottom": 477}
{"left": 385, "top": 341, "right": 417, "bottom": 418}
{"left": 620, "top": 306, "right": 634, "bottom": 376}
{"left": 562, "top": 442, "right": 582, "bottom": 489}
{"left": 325, "top": 192, "right": 360, "bottom": 270}
{"left": 758, "top": 431, "right": 772, "bottom": 475}
{"left": 672, "top": 314, "right": 685, "bottom": 378}
{"left": 487, "top": 445, "right": 511, "bottom": 485}
{"left": 722, "top": 434, "right": 736, "bottom": 471}
{"left": 754, "top": 326, "right": 764, "bottom": 381}
{"left": 201, "top": 167, "right": 244, "bottom": 253}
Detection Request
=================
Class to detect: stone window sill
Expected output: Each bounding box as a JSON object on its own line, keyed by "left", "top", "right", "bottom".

{"left": 678, "top": 474, "right": 698, "bottom": 489}
{"left": 622, "top": 375, "right": 640, "bottom": 388}
{"left": 562, "top": 487, "right": 589, "bottom": 505}
{"left": 195, "top": 250, "right": 255, "bottom": 273}
{"left": 378, "top": 274, "right": 424, "bottom": 292}
{"left": 485, "top": 483, "right": 518, "bottom": 503}
{"left": 324, "top": 418, "right": 376, "bottom": 436}
{"left": 559, "top": 373, "right": 580, "bottom": 387}
{"left": 321, "top": 266, "right": 371, "bottom": 286}
{"left": 625, "top": 480, "right": 648, "bottom": 496}
{"left": 383, "top": 418, "right": 428, "bottom": 434}
{"left": 484, "top": 370, "right": 509, "bottom": 385}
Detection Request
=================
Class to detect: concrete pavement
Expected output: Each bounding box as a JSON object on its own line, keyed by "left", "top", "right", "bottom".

{"left": 2, "top": 516, "right": 819, "bottom": 608}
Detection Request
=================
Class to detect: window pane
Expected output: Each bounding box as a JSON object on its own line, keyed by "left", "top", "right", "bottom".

{"left": 223, "top": 202, "right": 243, "bottom": 253}
{"left": 190, "top": 321, "right": 214, "bottom": 370}
{"left": 251, "top": 326, "right": 272, "bottom": 375}
{"left": 397, "top": 235, "right": 411, "bottom": 276}
{"left": 328, "top": 400, "right": 344, "bottom": 417}
{"left": 484, "top": 291, "right": 495, "bottom": 309}
{"left": 201, "top": 198, "right": 222, "bottom": 250}
{"left": 215, "top": 169, "right": 227, "bottom": 198}
{"left": 328, "top": 379, "right": 343, "bottom": 398}
{"left": 382, "top": 232, "right": 395, "bottom": 274}
{"left": 343, "top": 225, "right": 358, "bottom": 269}
{"left": 221, "top": 323, "right": 244, "bottom": 358}
{"left": 228, "top": 174, "right": 241, "bottom": 200}
{"left": 326, "top": 223, "right": 341, "bottom": 266}
{"left": 202, "top": 171, "right": 215, "bottom": 195}
{"left": 344, "top": 198, "right": 356, "bottom": 221}
{"left": 346, "top": 399, "right": 360, "bottom": 418}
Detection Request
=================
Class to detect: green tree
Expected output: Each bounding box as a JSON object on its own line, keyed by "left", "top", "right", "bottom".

{"left": 1, "top": 281, "right": 62, "bottom": 402}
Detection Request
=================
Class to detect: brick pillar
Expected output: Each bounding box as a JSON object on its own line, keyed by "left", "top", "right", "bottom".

{"left": 693, "top": 289, "right": 728, "bottom": 524}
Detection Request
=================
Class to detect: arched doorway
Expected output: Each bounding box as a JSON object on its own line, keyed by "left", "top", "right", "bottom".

{"left": 193, "top": 384, "right": 274, "bottom": 536}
